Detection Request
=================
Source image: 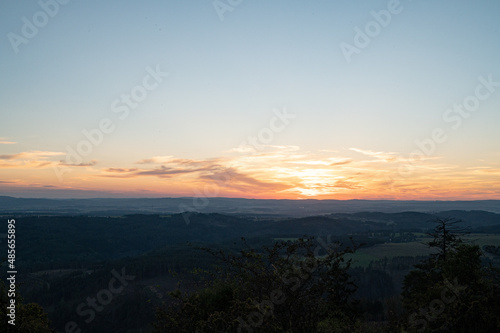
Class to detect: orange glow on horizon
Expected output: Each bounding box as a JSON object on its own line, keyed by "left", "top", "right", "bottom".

{"left": 0, "top": 146, "right": 499, "bottom": 200}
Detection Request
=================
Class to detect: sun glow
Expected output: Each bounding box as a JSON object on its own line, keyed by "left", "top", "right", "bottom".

{"left": 1, "top": 144, "right": 499, "bottom": 200}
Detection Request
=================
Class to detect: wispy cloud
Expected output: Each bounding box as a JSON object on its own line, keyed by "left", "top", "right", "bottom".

{"left": 135, "top": 165, "right": 216, "bottom": 177}
{"left": 0, "top": 137, "right": 16, "bottom": 145}
{"left": 227, "top": 145, "right": 300, "bottom": 154}
{"left": 199, "top": 167, "right": 292, "bottom": 193}
{"left": 287, "top": 157, "right": 353, "bottom": 167}
{"left": 59, "top": 160, "right": 97, "bottom": 167}
{"left": 2, "top": 146, "right": 498, "bottom": 200}
{"left": 0, "top": 153, "right": 23, "bottom": 160}
{"left": 0, "top": 151, "right": 65, "bottom": 169}
{"left": 349, "top": 148, "right": 399, "bottom": 162}
{"left": 100, "top": 154, "right": 293, "bottom": 195}
{"left": 0, "top": 151, "right": 64, "bottom": 160}
{"left": 104, "top": 168, "right": 138, "bottom": 173}
{"left": 101, "top": 158, "right": 223, "bottom": 178}
{"left": 136, "top": 156, "right": 174, "bottom": 164}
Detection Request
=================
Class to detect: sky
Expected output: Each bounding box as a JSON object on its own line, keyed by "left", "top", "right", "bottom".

{"left": 1, "top": 0, "right": 500, "bottom": 200}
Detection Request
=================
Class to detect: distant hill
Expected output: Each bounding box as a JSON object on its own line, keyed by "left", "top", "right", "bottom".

{"left": 5, "top": 210, "right": 500, "bottom": 268}
{"left": 329, "top": 211, "right": 500, "bottom": 229}
{"left": 0, "top": 196, "right": 499, "bottom": 215}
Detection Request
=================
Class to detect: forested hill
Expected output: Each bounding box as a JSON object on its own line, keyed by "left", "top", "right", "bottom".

{"left": 1, "top": 196, "right": 499, "bottom": 215}
{"left": 5, "top": 210, "right": 500, "bottom": 268}
{"left": 2, "top": 211, "right": 500, "bottom": 332}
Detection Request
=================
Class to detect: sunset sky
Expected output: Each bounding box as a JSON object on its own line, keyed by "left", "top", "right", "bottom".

{"left": 1, "top": 0, "right": 500, "bottom": 199}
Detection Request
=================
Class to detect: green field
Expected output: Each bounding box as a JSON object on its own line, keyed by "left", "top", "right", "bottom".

{"left": 346, "top": 234, "right": 500, "bottom": 267}
{"left": 464, "top": 234, "right": 500, "bottom": 247}
{"left": 346, "top": 241, "right": 431, "bottom": 267}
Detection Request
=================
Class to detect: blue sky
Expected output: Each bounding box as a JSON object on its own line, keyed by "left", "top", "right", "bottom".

{"left": 1, "top": 0, "right": 500, "bottom": 199}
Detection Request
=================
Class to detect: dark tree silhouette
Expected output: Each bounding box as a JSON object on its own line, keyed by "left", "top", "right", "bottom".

{"left": 401, "top": 218, "right": 500, "bottom": 332}
{"left": 154, "top": 237, "right": 360, "bottom": 332}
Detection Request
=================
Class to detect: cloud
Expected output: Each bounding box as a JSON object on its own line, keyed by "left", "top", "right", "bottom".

{"left": 199, "top": 168, "right": 292, "bottom": 192}
{"left": 100, "top": 155, "right": 292, "bottom": 194}
{"left": 349, "top": 148, "right": 399, "bottom": 162}
{"left": 288, "top": 160, "right": 331, "bottom": 166}
{"left": 332, "top": 178, "right": 361, "bottom": 189}
{"left": 165, "top": 158, "right": 222, "bottom": 167}
{"left": 135, "top": 165, "right": 214, "bottom": 177}
{"left": 0, "top": 151, "right": 67, "bottom": 170}
{"left": 135, "top": 156, "right": 222, "bottom": 168}
{"left": 101, "top": 158, "right": 223, "bottom": 178}
{"left": 227, "top": 145, "right": 300, "bottom": 154}
{"left": 287, "top": 158, "right": 353, "bottom": 167}
{"left": 116, "top": 150, "right": 356, "bottom": 196}
{"left": 136, "top": 156, "right": 174, "bottom": 164}
{"left": 35, "top": 162, "right": 52, "bottom": 168}
{"left": 329, "top": 158, "right": 353, "bottom": 166}
{"left": 0, "top": 153, "right": 23, "bottom": 160}
{"left": 0, "top": 162, "right": 53, "bottom": 169}
{"left": 59, "top": 160, "right": 97, "bottom": 167}
{"left": 0, "top": 183, "right": 152, "bottom": 199}
{"left": 5, "top": 146, "right": 490, "bottom": 200}
{"left": 469, "top": 167, "right": 500, "bottom": 175}
{"left": 0, "top": 151, "right": 64, "bottom": 160}
{"left": 104, "top": 168, "right": 138, "bottom": 173}
{"left": 0, "top": 137, "right": 16, "bottom": 145}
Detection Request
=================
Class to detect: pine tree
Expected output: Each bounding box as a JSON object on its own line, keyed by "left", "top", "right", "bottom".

{"left": 401, "top": 218, "right": 500, "bottom": 332}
